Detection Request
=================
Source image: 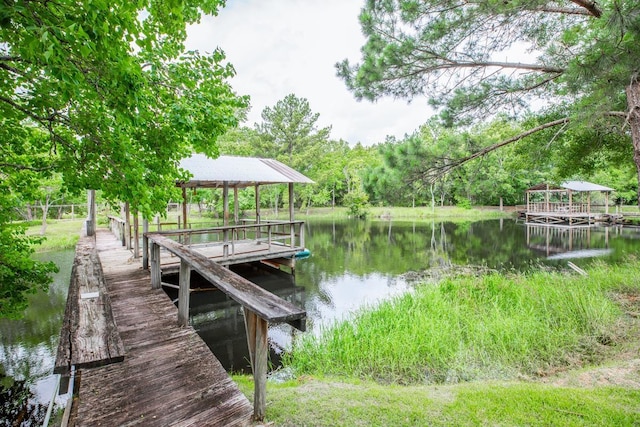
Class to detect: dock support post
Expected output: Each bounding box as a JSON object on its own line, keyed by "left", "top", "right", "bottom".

{"left": 289, "top": 183, "right": 295, "bottom": 247}
{"left": 133, "top": 211, "right": 140, "bottom": 258}
{"left": 178, "top": 259, "right": 191, "bottom": 327}
{"left": 223, "top": 182, "right": 229, "bottom": 259}
{"left": 124, "top": 202, "right": 131, "bottom": 250}
{"left": 150, "top": 243, "right": 161, "bottom": 289}
{"left": 243, "top": 308, "right": 268, "bottom": 421}
{"left": 255, "top": 184, "right": 261, "bottom": 241}
{"left": 142, "top": 220, "right": 149, "bottom": 269}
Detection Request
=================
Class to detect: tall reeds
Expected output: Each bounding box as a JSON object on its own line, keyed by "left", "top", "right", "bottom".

{"left": 285, "top": 261, "right": 639, "bottom": 384}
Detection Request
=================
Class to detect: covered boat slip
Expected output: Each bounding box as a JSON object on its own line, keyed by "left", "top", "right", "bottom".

{"left": 61, "top": 155, "right": 311, "bottom": 424}
{"left": 524, "top": 180, "right": 615, "bottom": 226}
{"left": 126, "top": 154, "right": 315, "bottom": 272}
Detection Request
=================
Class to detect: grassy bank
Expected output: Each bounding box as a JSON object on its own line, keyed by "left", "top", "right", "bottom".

{"left": 235, "top": 261, "right": 640, "bottom": 425}
{"left": 23, "top": 219, "right": 84, "bottom": 251}
{"left": 250, "top": 205, "right": 512, "bottom": 221}
{"left": 233, "top": 376, "right": 640, "bottom": 426}
{"left": 286, "top": 261, "right": 639, "bottom": 383}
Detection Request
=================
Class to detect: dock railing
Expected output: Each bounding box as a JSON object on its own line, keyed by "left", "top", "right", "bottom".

{"left": 145, "top": 220, "right": 305, "bottom": 263}
{"left": 144, "top": 233, "right": 306, "bottom": 421}
{"left": 107, "top": 215, "right": 126, "bottom": 246}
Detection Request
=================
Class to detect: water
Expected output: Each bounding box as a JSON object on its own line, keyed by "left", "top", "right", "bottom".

{"left": 3, "top": 218, "right": 640, "bottom": 419}
{"left": 183, "top": 218, "right": 640, "bottom": 372}
{"left": 0, "top": 250, "right": 74, "bottom": 426}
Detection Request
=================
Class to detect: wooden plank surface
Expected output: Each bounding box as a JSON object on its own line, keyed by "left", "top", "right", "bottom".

{"left": 54, "top": 233, "right": 125, "bottom": 374}
{"left": 148, "top": 234, "right": 306, "bottom": 329}
{"left": 69, "top": 229, "right": 253, "bottom": 427}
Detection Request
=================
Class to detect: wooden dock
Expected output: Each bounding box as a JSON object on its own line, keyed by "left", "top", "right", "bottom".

{"left": 64, "top": 229, "right": 253, "bottom": 426}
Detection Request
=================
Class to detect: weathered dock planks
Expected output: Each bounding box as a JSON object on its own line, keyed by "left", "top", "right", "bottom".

{"left": 68, "top": 229, "right": 253, "bottom": 426}
{"left": 54, "top": 234, "right": 125, "bottom": 374}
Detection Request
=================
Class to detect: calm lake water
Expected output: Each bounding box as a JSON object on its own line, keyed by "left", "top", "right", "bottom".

{"left": 187, "top": 218, "right": 640, "bottom": 372}
{"left": 0, "top": 249, "right": 74, "bottom": 426}
{"left": 3, "top": 218, "right": 640, "bottom": 424}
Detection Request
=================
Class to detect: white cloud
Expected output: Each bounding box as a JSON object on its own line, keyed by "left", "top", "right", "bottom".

{"left": 186, "top": 0, "right": 433, "bottom": 146}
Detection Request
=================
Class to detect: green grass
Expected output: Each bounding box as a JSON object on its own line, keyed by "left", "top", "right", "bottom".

{"left": 284, "top": 261, "right": 640, "bottom": 384}
{"left": 231, "top": 260, "right": 640, "bottom": 426}
{"left": 23, "top": 219, "right": 84, "bottom": 251}
{"left": 232, "top": 376, "right": 640, "bottom": 426}
{"left": 238, "top": 206, "right": 512, "bottom": 222}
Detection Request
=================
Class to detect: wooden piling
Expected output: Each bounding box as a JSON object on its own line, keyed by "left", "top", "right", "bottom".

{"left": 243, "top": 308, "right": 268, "bottom": 421}
{"left": 150, "top": 242, "right": 161, "bottom": 289}
{"left": 178, "top": 259, "right": 191, "bottom": 327}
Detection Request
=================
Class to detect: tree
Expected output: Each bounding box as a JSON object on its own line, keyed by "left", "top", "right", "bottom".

{"left": 337, "top": 1, "right": 640, "bottom": 201}
{"left": 256, "top": 94, "right": 331, "bottom": 174}
{"left": 0, "top": 1, "right": 247, "bottom": 317}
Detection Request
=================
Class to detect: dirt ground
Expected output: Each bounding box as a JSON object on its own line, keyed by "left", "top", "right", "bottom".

{"left": 541, "top": 289, "right": 640, "bottom": 389}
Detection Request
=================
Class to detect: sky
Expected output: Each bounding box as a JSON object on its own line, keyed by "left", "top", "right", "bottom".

{"left": 185, "top": 0, "right": 434, "bottom": 146}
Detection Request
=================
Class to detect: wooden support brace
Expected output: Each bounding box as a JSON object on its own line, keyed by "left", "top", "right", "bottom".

{"left": 243, "top": 308, "right": 268, "bottom": 421}
{"left": 178, "top": 259, "right": 191, "bottom": 327}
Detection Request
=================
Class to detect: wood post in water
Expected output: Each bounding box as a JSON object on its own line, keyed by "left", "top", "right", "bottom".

{"left": 178, "top": 259, "right": 191, "bottom": 327}
{"left": 243, "top": 308, "right": 268, "bottom": 421}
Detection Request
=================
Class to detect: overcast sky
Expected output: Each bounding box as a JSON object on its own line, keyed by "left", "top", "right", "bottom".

{"left": 185, "top": 0, "right": 434, "bottom": 146}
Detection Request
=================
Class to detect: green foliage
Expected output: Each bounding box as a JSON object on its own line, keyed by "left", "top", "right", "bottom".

{"left": 0, "top": 0, "right": 247, "bottom": 316}
{"left": 339, "top": 1, "right": 638, "bottom": 122}
{"left": 256, "top": 94, "right": 331, "bottom": 174}
{"left": 338, "top": 0, "right": 640, "bottom": 203}
{"left": 455, "top": 197, "right": 472, "bottom": 209}
{"left": 0, "top": 226, "right": 57, "bottom": 319}
{"left": 235, "top": 377, "right": 640, "bottom": 427}
{"left": 285, "top": 261, "right": 638, "bottom": 384}
{"left": 343, "top": 188, "right": 370, "bottom": 219}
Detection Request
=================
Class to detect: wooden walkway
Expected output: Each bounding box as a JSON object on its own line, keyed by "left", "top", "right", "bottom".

{"left": 68, "top": 229, "right": 253, "bottom": 426}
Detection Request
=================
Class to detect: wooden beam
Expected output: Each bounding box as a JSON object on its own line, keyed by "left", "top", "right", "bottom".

{"left": 146, "top": 234, "right": 306, "bottom": 327}
{"left": 150, "top": 243, "right": 161, "bottom": 290}
{"left": 182, "top": 186, "right": 188, "bottom": 230}
{"left": 133, "top": 211, "right": 140, "bottom": 259}
{"left": 289, "top": 183, "right": 295, "bottom": 247}
{"left": 223, "top": 182, "right": 230, "bottom": 226}
{"left": 54, "top": 235, "right": 125, "bottom": 374}
{"left": 234, "top": 187, "right": 239, "bottom": 224}
{"left": 255, "top": 184, "right": 261, "bottom": 241}
{"left": 142, "top": 219, "right": 149, "bottom": 269}
{"left": 86, "top": 189, "right": 96, "bottom": 236}
{"left": 178, "top": 258, "right": 191, "bottom": 326}
{"left": 223, "top": 182, "right": 229, "bottom": 258}
{"left": 288, "top": 183, "right": 294, "bottom": 221}
{"left": 124, "top": 202, "right": 131, "bottom": 249}
{"left": 243, "top": 308, "right": 268, "bottom": 421}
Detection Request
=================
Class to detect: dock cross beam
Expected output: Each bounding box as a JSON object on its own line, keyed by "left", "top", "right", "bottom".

{"left": 145, "top": 233, "right": 306, "bottom": 421}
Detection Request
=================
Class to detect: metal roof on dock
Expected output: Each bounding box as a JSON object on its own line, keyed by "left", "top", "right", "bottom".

{"left": 178, "top": 154, "right": 314, "bottom": 188}
{"left": 527, "top": 180, "right": 614, "bottom": 193}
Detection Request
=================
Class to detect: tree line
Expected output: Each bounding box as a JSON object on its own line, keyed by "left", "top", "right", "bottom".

{"left": 3, "top": 0, "right": 640, "bottom": 317}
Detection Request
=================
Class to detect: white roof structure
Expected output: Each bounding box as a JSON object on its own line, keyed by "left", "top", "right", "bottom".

{"left": 560, "top": 181, "right": 614, "bottom": 192}
{"left": 178, "top": 154, "right": 314, "bottom": 188}
{"left": 527, "top": 180, "right": 615, "bottom": 193}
